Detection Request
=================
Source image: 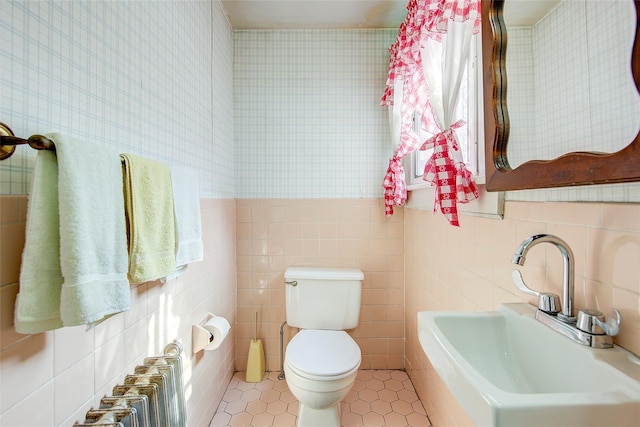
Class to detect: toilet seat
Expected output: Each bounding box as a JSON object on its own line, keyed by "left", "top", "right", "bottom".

{"left": 286, "top": 330, "right": 360, "bottom": 378}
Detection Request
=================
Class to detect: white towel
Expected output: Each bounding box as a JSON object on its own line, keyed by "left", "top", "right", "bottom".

{"left": 54, "top": 133, "right": 130, "bottom": 327}
{"left": 163, "top": 166, "right": 203, "bottom": 282}
{"left": 15, "top": 133, "right": 130, "bottom": 332}
{"left": 14, "top": 150, "right": 64, "bottom": 333}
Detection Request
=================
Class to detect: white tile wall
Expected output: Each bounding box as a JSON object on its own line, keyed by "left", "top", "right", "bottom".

{"left": 233, "top": 29, "right": 397, "bottom": 199}
{"left": 0, "top": 0, "right": 235, "bottom": 198}
{"left": 1, "top": 1, "right": 237, "bottom": 426}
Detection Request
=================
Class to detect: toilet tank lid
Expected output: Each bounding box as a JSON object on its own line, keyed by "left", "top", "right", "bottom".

{"left": 284, "top": 267, "right": 364, "bottom": 281}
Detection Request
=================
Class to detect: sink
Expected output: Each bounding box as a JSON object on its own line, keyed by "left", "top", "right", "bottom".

{"left": 418, "top": 303, "right": 640, "bottom": 427}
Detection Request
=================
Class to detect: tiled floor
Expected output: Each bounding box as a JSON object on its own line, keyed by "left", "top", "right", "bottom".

{"left": 210, "top": 370, "right": 431, "bottom": 427}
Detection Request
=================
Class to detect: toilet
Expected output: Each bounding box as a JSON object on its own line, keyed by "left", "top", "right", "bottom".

{"left": 283, "top": 266, "right": 364, "bottom": 427}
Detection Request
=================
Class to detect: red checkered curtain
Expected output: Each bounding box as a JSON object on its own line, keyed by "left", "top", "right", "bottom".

{"left": 382, "top": 0, "right": 480, "bottom": 226}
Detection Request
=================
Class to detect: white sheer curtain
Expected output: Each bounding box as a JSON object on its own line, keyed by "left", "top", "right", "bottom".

{"left": 381, "top": 0, "right": 480, "bottom": 226}
{"left": 418, "top": 18, "right": 478, "bottom": 226}
{"left": 421, "top": 21, "right": 474, "bottom": 132}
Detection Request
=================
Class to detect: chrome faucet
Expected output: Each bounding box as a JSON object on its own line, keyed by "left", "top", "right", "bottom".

{"left": 512, "top": 233, "right": 575, "bottom": 322}
{"left": 512, "top": 233, "right": 621, "bottom": 349}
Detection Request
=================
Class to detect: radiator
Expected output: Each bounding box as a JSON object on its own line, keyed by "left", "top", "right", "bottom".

{"left": 75, "top": 341, "right": 186, "bottom": 427}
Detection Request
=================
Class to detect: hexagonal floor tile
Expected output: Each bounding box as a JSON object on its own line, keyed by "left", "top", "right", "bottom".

{"left": 210, "top": 370, "right": 432, "bottom": 426}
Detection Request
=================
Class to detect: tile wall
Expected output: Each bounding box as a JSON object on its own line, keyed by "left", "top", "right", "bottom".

{"left": 4, "top": 1, "right": 640, "bottom": 426}
{"left": 232, "top": 29, "right": 406, "bottom": 373}
{"left": 0, "top": 1, "right": 236, "bottom": 426}
{"left": 404, "top": 200, "right": 640, "bottom": 426}
{"left": 0, "top": 0, "right": 235, "bottom": 198}
{"left": 0, "top": 197, "right": 237, "bottom": 426}
{"left": 235, "top": 198, "right": 404, "bottom": 372}
{"left": 233, "top": 29, "right": 397, "bottom": 199}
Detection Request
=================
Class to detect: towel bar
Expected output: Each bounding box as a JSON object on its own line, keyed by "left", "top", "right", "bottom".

{"left": 0, "top": 122, "right": 56, "bottom": 160}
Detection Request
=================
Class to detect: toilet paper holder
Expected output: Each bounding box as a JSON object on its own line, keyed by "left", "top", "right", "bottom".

{"left": 192, "top": 312, "right": 231, "bottom": 354}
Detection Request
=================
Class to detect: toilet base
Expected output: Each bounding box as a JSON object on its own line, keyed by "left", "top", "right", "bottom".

{"left": 296, "top": 402, "right": 340, "bottom": 427}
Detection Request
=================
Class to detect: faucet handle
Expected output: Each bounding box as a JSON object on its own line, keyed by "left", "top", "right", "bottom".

{"left": 512, "top": 270, "right": 561, "bottom": 315}
{"left": 538, "top": 293, "right": 562, "bottom": 315}
{"left": 577, "top": 308, "right": 621, "bottom": 336}
{"left": 512, "top": 270, "right": 538, "bottom": 297}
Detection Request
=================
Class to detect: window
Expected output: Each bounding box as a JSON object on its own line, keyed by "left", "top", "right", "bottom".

{"left": 407, "top": 33, "right": 482, "bottom": 188}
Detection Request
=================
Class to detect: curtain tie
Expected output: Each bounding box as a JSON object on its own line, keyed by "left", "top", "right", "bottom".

{"left": 420, "top": 120, "right": 478, "bottom": 226}
{"left": 383, "top": 155, "right": 406, "bottom": 216}
{"left": 419, "top": 119, "right": 465, "bottom": 152}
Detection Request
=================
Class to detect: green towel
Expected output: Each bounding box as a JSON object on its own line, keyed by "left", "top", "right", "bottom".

{"left": 121, "top": 153, "right": 176, "bottom": 283}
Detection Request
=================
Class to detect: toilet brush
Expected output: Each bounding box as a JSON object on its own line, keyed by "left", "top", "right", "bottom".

{"left": 245, "top": 310, "right": 266, "bottom": 382}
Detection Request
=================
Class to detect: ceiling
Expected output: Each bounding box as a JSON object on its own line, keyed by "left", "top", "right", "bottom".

{"left": 504, "top": 0, "right": 561, "bottom": 26}
{"left": 220, "top": 0, "right": 410, "bottom": 30}
{"left": 220, "top": 0, "right": 562, "bottom": 30}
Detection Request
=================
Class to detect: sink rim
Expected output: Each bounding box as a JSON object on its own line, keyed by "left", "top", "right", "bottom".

{"left": 417, "top": 303, "right": 640, "bottom": 426}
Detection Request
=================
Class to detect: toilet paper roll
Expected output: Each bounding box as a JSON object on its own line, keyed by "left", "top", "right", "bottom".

{"left": 203, "top": 316, "right": 231, "bottom": 351}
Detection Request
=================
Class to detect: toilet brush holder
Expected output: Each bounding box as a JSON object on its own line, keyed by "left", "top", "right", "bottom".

{"left": 246, "top": 310, "right": 265, "bottom": 382}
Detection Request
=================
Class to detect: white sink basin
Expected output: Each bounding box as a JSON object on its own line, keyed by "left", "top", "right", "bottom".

{"left": 418, "top": 303, "right": 640, "bottom": 427}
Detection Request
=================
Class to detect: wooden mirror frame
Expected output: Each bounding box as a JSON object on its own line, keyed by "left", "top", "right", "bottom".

{"left": 482, "top": 0, "right": 640, "bottom": 192}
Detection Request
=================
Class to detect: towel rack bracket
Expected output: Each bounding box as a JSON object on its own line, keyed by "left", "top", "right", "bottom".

{"left": 0, "top": 123, "right": 16, "bottom": 160}
{"left": 0, "top": 122, "right": 56, "bottom": 160}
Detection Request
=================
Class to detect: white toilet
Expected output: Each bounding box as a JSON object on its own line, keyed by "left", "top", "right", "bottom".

{"left": 284, "top": 266, "right": 364, "bottom": 427}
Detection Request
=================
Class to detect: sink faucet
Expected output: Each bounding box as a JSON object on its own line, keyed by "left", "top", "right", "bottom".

{"left": 512, "top": 233, "right": 622, "bottom": 348}
{"left": 512, "top": 234, "right": 575, "bottom": 323}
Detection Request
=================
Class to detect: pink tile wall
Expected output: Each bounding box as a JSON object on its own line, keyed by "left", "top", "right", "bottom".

{"left": 5, "top": 193, "right": 638, "bottom": 426}
{"left": 0, "top": 196, "right": 237, "bottom": 427}
{"left": 404, "top": 200, "right": 640, "bottom": 426}
{"left": 235, "top": 199, "right": 404, "bottom": 373}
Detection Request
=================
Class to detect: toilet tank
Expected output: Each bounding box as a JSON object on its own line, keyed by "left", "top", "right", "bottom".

{"left": 285, "top": 267, "right": 364, "bottom": 330}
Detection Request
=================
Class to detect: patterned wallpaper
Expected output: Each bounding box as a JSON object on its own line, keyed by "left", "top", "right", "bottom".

{"left": 0, "top": 0, "right": 235, "bottom": 198}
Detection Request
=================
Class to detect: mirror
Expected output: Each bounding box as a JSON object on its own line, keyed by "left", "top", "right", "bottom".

{"left": 504, "top": 0, "right": 639, "bottom": 169}
{"left": 482, "top": 0, "right": 640, "bottom": 192}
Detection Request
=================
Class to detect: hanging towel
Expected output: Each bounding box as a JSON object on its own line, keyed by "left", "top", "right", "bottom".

{"left": 15, "top": 133, "right": 130, "bottom": 333}
{"left": 121, "top": 153, "right": 176, "bottom": 283}
{"left": 55, "top": 133, "right": 130, "bottom": 327}
{"left": 172, "top": 167, "right": 203, "bottom": 265}
{"left": 161, "top": 166, "right": 203, "bottom": 283}
{"left": 14, "top": 150, "right": 64, "bottom": 334}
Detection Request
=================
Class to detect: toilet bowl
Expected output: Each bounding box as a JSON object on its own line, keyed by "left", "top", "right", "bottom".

{"left": 285, "top": 330, "right": 361, "bottom": 427}
{"left": 283, "top": 266, "right": 364, "bottom": 427}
